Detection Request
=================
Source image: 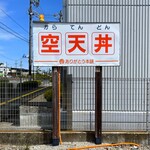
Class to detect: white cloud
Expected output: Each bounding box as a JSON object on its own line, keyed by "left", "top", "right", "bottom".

{"left": 0, "top": 2, "right": 13, "bottom": 20}
{"left": 0, "top": 1, "right": 16, "bottom": 41}
{"left": 0, "top": 2, "right": 17, "bottom": 40}
{"left": 0, "top": 28, "right": 16, "bottom": 40}
{"left": 0, "top": 33, "right": 16, "bottom": 40}
{"left": 0, "top": 2, "right": 7, "bottom": 18}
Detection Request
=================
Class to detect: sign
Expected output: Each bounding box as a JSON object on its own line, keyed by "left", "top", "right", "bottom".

{"left": 33, "top": 23, "right": 120, "bottom": 66}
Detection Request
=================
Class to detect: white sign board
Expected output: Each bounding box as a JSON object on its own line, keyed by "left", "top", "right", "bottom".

{"left": 33, "top": 23, "right": 120, "bottom": 66}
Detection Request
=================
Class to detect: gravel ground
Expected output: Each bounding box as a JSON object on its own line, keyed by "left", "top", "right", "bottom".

{"left": 0, "top": 142, "right": 150, "bottom": 150}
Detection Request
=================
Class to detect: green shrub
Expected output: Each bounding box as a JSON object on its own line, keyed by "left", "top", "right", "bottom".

{"left": 0, "top": 78, "right": 9, "bottom": 86}
{"left": 44, "top": 87, "right": 52, "bottom": 102}
{"left": 0, "top": 81, "right": 13, "bottom": 98}
{"left": 17, "top": 81, "right": 39, "bottom": 91}
{"left": 35, "top": 80, "right": 42, "bottom": 86}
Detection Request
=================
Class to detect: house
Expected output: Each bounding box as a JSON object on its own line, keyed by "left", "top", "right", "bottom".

{"left": 0, "top": 63, "right": 28, "bottom": 78}
{"left": 0, "top": 63, "right": 10, "bottom": 77}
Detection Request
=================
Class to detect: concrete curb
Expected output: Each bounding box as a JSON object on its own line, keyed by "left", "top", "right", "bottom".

{"left": 62, "top": 131, "right": 149, "bottom": 145}
{"left": 0, "top": 131, "right": 149, "bottom": 145}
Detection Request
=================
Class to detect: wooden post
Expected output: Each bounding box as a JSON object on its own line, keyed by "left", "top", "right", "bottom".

{"left": 52, "top": 67, "right": 61, "bottom": 146}
{"left": 95, "top": 66, "right": 102, "bottom": 144}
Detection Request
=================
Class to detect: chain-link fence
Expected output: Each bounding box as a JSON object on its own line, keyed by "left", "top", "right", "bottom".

{"left": 61, "top": 67, "right": 150, "bottom": 131}
{"left": 0, "top": 76, "right": 51, "bottom": 130}
{"left": 0, "top": 73, "right": 149, "bottom": 132}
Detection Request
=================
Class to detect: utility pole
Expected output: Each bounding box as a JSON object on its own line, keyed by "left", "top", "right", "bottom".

{"left": 28, "top": 0, "right": 40, "bottom": 80}
{"left": 58, "top": 11, "right": 63, "bottom": 22}
{"left": 28, "top": 0, "right": 33, "bottom": 80}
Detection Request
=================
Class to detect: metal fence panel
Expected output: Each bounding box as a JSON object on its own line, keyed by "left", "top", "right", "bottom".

{"left": 0, "top": 76, "right": 149, "bottom": 131}
{"left": 62, "top": 0, "right": 150, "bottom": 131}
{"left": 63, "top": 0, "right": 150, "bottom": 78}
{"left": 61, "top": 73, "right": 149, "bottom": 131}
{"left": 0, "top": 76, "right": 52, "bottom": 130}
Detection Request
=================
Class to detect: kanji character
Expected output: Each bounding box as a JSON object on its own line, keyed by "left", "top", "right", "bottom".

{"left": 68, "top": 35, "right": 86, "bottom": 53}
{"left": 41, "top": 34, "right": 60, "bottom": 53}
{"left": 94, "top": 34, "right": 112, "bottom": 53}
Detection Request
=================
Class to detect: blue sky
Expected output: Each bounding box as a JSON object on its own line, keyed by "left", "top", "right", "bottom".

{"left": 0, "top": 0, "right": 62, "bottom": 69}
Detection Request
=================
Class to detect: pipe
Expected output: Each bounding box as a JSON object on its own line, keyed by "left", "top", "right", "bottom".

{"left": 67, "top": 142, "right": 140, "bottom": 150}
{"left": 58, "top": 67, "right": 62, "bottom": 144}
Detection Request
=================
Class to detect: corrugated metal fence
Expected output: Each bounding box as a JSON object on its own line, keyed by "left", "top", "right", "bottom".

{"left": 61, "top": 72, "right": 150, "bottom": 131}
{"left": 62, "top": 0, "right": 150, "bottom": 131}
{"left": 63, "top": 0, "right": 150, "bottom": 77}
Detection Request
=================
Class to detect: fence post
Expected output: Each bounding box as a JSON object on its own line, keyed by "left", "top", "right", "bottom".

{"left": 52, "top": 67, "right": 61, "bottom": 146}
{"left": 66, "top": 74, "right": 72, "bottom": 130}
{"left": 147, "top": 80, "right": 150, "bottom": 145}
{"left": 95, "top": 66, "right": 102, "bottom": 144}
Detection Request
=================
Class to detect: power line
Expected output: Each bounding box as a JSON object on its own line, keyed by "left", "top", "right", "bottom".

{"left": 0, "top": 25, "right": 29, "bottom": 43}
{"left": 0, "top": 7, "right": 29, "bottom": 34}
{"left": 0, "top": 22, "right": 28, "bottom": 42}
{"left": 35, "top": 5, "right": 45, "bottom": 14}
{"left": 0, "top": 53, "right": 15, "bottom": 61}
